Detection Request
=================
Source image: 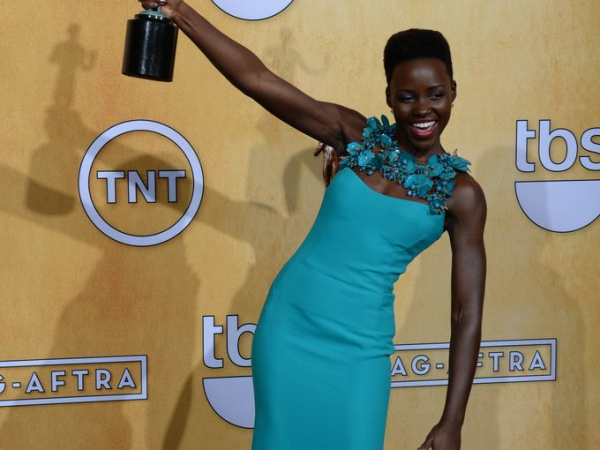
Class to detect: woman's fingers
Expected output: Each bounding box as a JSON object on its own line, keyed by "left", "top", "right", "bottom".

{"left": 313, "top": 142, "right": 325, "bottom": 157}
{"left": 331, "top": 150, "right": 339, "bottom": 177}
{"left": 322, "top": 148, "right": 330, "bottom": 187}
{"left": 314, "top": 142, "right": 340, "bottom": 186}
{"left": 138, "top": 0, "right": 179, "bottom": 18}
{"left": 140, "top": 1, "right": 159, "bottom": 10}
{"left": 314, "top": 142, "right": 330, "bottom": 186}
{"left": 417, "top": 434, "right": 434, "bottom": 450}
{"left": 140, "top": 0, "right": 167, "bottom": 9}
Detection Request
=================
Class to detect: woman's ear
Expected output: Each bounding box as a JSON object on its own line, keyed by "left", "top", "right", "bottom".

{"left": 386, "top": 86, "right": 392, "bottom": 108}
{"left": 451, "top": 80, "right": 457, "bottom": 102}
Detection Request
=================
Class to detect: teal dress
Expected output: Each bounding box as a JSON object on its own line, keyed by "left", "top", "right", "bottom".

{"left": 251, "top": 117, "right": 470, "bottom": 450}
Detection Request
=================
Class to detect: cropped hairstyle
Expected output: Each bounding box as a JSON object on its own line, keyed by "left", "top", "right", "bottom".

{"left": 383, "top": 29, "right": 453, "bottom": 84}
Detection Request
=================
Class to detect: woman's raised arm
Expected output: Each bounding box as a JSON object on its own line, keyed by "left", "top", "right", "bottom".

{"left": 140, "top": 1, "right": 365, "bottom": 151}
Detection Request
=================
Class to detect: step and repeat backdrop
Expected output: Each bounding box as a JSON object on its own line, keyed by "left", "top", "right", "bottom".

{"left": 1, "top": 0, "right": 598, "bottom": 448}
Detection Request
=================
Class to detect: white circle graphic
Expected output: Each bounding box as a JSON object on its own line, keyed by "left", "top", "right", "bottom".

{"left": 211, "top": 0, "right": 294, "bottom": 21}
{"left": 515, "top": 179, "right": 600, "bottom": 233}
{"left": 203, "top": 376, "right": 255, "bottom": 429}
{"left": 79, "top": 120, "right": 204, "bottom": 247}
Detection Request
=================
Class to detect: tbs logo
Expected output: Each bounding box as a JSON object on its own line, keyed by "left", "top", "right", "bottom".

{"left": 211, "top": 0, "right": 294, "bottom": 20}
{"left": 79, "top": 120, "right": 204, "bottom": 246}
{"left": 202, "top": 315, "right": 256, "bottom": 429}
{"left": 515, "top": 120, "right": 600, "bottom": 232}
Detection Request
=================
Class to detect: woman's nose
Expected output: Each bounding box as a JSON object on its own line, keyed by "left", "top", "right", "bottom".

{"left": 413, "top": 98, "right": 432, "bottom": 116}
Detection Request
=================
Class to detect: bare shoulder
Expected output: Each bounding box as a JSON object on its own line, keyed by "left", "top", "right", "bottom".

{"left": 446, "top": 171, "right": 487, "bottom": 228}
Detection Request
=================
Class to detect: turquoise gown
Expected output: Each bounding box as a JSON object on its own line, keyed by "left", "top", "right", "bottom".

{"left": 250, "top": 117, "right": 470, "bottom": 450}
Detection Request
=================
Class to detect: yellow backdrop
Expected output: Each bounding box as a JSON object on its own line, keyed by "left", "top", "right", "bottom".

{"left": 1, "top": 0, "right": 598, "bottom": 448}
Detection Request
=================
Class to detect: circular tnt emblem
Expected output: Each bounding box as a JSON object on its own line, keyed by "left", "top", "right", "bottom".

{"left": 79, "top": 120, "right": 204, "bottom": 247}
{"left": 211, "top": 0, "right": 294, "bottom": 21}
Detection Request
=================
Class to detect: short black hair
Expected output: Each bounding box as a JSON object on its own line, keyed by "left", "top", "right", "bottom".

{"left": 383, "top": 29, "right": 453, "bottom": 84}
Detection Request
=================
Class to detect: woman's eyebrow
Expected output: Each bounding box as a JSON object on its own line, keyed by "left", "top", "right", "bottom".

{"left": 396, "top": 84, "right": 446, "bottom": 92}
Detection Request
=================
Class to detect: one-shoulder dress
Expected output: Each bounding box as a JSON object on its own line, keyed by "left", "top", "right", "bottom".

{"left": 250, "top": 117, "right": 470, "bottom": 450}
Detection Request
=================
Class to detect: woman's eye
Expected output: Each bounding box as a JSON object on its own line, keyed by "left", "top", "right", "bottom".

{"left": 429, "top": 92, "right": 445, "bottom": 99}
{"left": 398, "top": 95, "right": 414, "bottom": 102}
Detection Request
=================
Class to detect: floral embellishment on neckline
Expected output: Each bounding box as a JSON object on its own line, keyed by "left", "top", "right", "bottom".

{"left": 340, "top": 115, "right": 471, "bottom": 214}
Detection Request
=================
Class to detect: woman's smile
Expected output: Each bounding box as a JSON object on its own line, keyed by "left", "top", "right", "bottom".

{"left": 409, "top": 120, "right": 439, "bottom": 139}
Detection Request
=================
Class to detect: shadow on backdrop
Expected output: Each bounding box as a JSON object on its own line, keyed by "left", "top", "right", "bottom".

{"left": 0, "top": 23, "right": 200, "bottom": 449}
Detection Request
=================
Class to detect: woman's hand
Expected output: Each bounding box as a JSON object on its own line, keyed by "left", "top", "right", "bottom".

{"left": 314, "top": 143, "right": 339, "bottom": 187}
{"left": 139, "top": 0, "right": 182, "bottom": 19}
{"left": 418, "top": 421, "right": 462, "bottom": 450}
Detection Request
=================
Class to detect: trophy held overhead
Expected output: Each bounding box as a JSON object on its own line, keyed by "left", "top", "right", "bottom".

{"left": 122, "top": 7, "right": 179, "bottom": 82}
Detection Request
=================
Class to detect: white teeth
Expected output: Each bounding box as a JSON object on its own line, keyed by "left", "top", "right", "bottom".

{"left": 412, "top": 121, "right": 436, "bottom": 129}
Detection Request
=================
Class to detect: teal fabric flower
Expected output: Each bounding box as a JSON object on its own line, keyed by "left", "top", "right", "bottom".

{"left": 428, "top": 194, "right": 447, "bottom": 214}
{"left": 399, "top": 154, "right": 417, "bottom": 174}
{"left": 358, "top": 149, "right": 374, "bottom": 167}
{"left": 347, "top": 142, "right": 361, "bottom": 155}
{"left": 439, "top": 166, "right": 457, "bottom": 180}
{"left": 381, "top": 115, "right": 391, "bottom": 129}
{"left": 448, "top": 155, "right": 471, "bottom": 172}
{"left": 367, "top": 116, "right": 382, "bottom": 131}
{"left": 426, "top": 154, "right": 443, "bottom": 177}
{"left": 404, "top": 174, "right": 433, "bottom": 198}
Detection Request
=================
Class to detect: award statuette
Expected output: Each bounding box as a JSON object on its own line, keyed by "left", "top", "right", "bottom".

{"left": 122, "top": 7, "right": 179, "bottom": 82}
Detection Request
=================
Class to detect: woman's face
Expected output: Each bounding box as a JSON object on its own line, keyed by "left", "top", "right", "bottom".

{"left": 386, "top": 58, "right": 456, "bottom": 156}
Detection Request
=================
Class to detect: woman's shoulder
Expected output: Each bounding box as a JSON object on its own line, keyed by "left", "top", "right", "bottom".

{"left": 446, "top": 169, "right": 487, "bottom": 219}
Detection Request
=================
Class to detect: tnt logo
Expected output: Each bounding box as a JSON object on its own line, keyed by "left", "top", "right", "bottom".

{"left": 79, "top": 120, "right": 204, "bottom": 246}
{"left": 515, "top": 120, "right": 600, "bottom": 232}
{"left": 211, "top": 0, "right": 294, "bottom": 20}
{"left": 96, "top": 170, "right": 186, "bottom": 204}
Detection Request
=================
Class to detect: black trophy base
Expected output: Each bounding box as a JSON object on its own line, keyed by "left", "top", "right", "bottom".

{"left": 122, "top": 13, "right": 178, "bottom": 82}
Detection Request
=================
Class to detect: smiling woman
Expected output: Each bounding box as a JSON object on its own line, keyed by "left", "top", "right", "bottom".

{"left": 384, "top": 30, "right": 456, "bottom": 157}
{"left": 136, "top": 1, "right": 486, "bottom": 449}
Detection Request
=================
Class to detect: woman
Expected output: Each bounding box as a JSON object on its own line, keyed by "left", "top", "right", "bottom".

{"left": 139, "top": 2, "right": 486, "bottom": 449}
